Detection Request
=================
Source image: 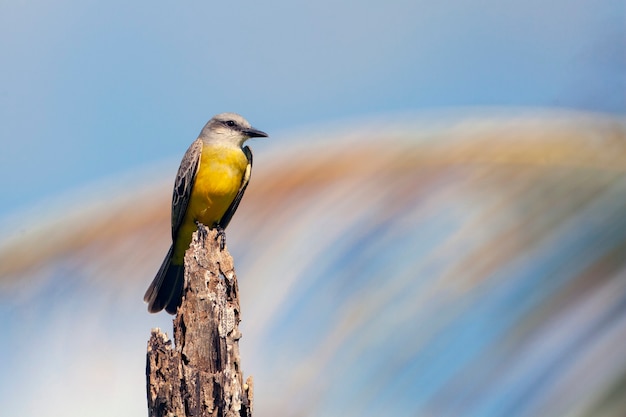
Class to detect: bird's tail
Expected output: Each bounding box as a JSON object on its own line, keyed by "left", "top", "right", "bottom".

{"left": 143, "top": 245, "right": 185, "bottom": 314}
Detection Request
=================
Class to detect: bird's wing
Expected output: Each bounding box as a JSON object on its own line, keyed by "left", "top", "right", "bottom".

{"left": 219, "top": 145, "right": 253, "bottom": 229}
{"left": 171, "top": 138, "right": 202, "bottom": 239}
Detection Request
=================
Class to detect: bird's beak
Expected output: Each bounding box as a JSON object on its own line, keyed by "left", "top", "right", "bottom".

{"left": 243, "top": 128, "right": 268, "bottom": 138}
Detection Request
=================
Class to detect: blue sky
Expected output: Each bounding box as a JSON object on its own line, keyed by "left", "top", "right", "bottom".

{"left": 1, "top": 0, "right": 624, "bottom": 216}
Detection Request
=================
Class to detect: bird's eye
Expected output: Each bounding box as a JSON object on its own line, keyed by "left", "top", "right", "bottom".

{"left": 225, "top": 120, "right": 236, "bottom": 127}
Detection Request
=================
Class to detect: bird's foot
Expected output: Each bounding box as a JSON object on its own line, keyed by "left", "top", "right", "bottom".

{"left": 215, "top": 225, "right": 226, "bottom": 251}
{"left": 195, "top": 220, "right": 208, "bottom": 244}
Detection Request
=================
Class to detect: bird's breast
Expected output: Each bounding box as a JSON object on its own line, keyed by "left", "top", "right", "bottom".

{"left": 188, "top": 146, "right": 248, "bottom": 224}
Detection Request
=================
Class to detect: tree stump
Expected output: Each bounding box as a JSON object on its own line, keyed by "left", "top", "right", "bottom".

{"left": 146, "top": 226, "right": 253, "bottom": 417}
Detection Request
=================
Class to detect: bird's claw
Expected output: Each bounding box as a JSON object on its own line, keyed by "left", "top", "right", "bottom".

{"left": 215, "top": 225, "right": 226, "bottom": 251}
{"left": 195, "top": 220, "right": 208, "bottom": 244}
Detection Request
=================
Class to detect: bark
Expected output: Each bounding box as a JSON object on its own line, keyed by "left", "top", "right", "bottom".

{"left": 146, "top": 226, "right": 253, "bottom": 417}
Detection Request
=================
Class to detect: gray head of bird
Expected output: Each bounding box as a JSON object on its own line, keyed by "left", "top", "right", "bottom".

{"left": 199, "top": 112, "right": 268, "bottom": 147}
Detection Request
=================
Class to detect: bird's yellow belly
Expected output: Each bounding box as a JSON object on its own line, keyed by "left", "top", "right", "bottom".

{"left": 173, "top": 146, "right": 248, "bottom": 263}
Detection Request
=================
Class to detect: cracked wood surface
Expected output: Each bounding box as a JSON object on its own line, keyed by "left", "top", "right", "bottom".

{"left": 146, "top": 226, "right": 252, "bottom": 417}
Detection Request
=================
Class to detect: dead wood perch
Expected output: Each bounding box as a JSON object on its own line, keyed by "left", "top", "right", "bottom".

{"left": 146, "top": 225, "right": 253, "bottom": 417}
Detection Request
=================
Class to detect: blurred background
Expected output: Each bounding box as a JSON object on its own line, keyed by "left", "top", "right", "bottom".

{"left": 1, "top": 0, "right": 625, "bottom": 416}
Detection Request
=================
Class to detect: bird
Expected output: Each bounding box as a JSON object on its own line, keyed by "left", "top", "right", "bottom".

{"left": 143, "top": 113, "right": 268, "bottom": 314}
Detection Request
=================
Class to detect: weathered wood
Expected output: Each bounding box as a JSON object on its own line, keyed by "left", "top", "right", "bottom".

{"left": 146, "top": 226, "right": 253, "bottom": 417}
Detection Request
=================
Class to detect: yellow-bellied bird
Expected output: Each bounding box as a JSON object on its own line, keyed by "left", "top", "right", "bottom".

{"left": 144, "top": 113, "right": 268, "bottom": 314}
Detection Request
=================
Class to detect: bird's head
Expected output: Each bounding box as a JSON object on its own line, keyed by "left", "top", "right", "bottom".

{"left": 200, "top": 112, "right": 268, "bottom": 147}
